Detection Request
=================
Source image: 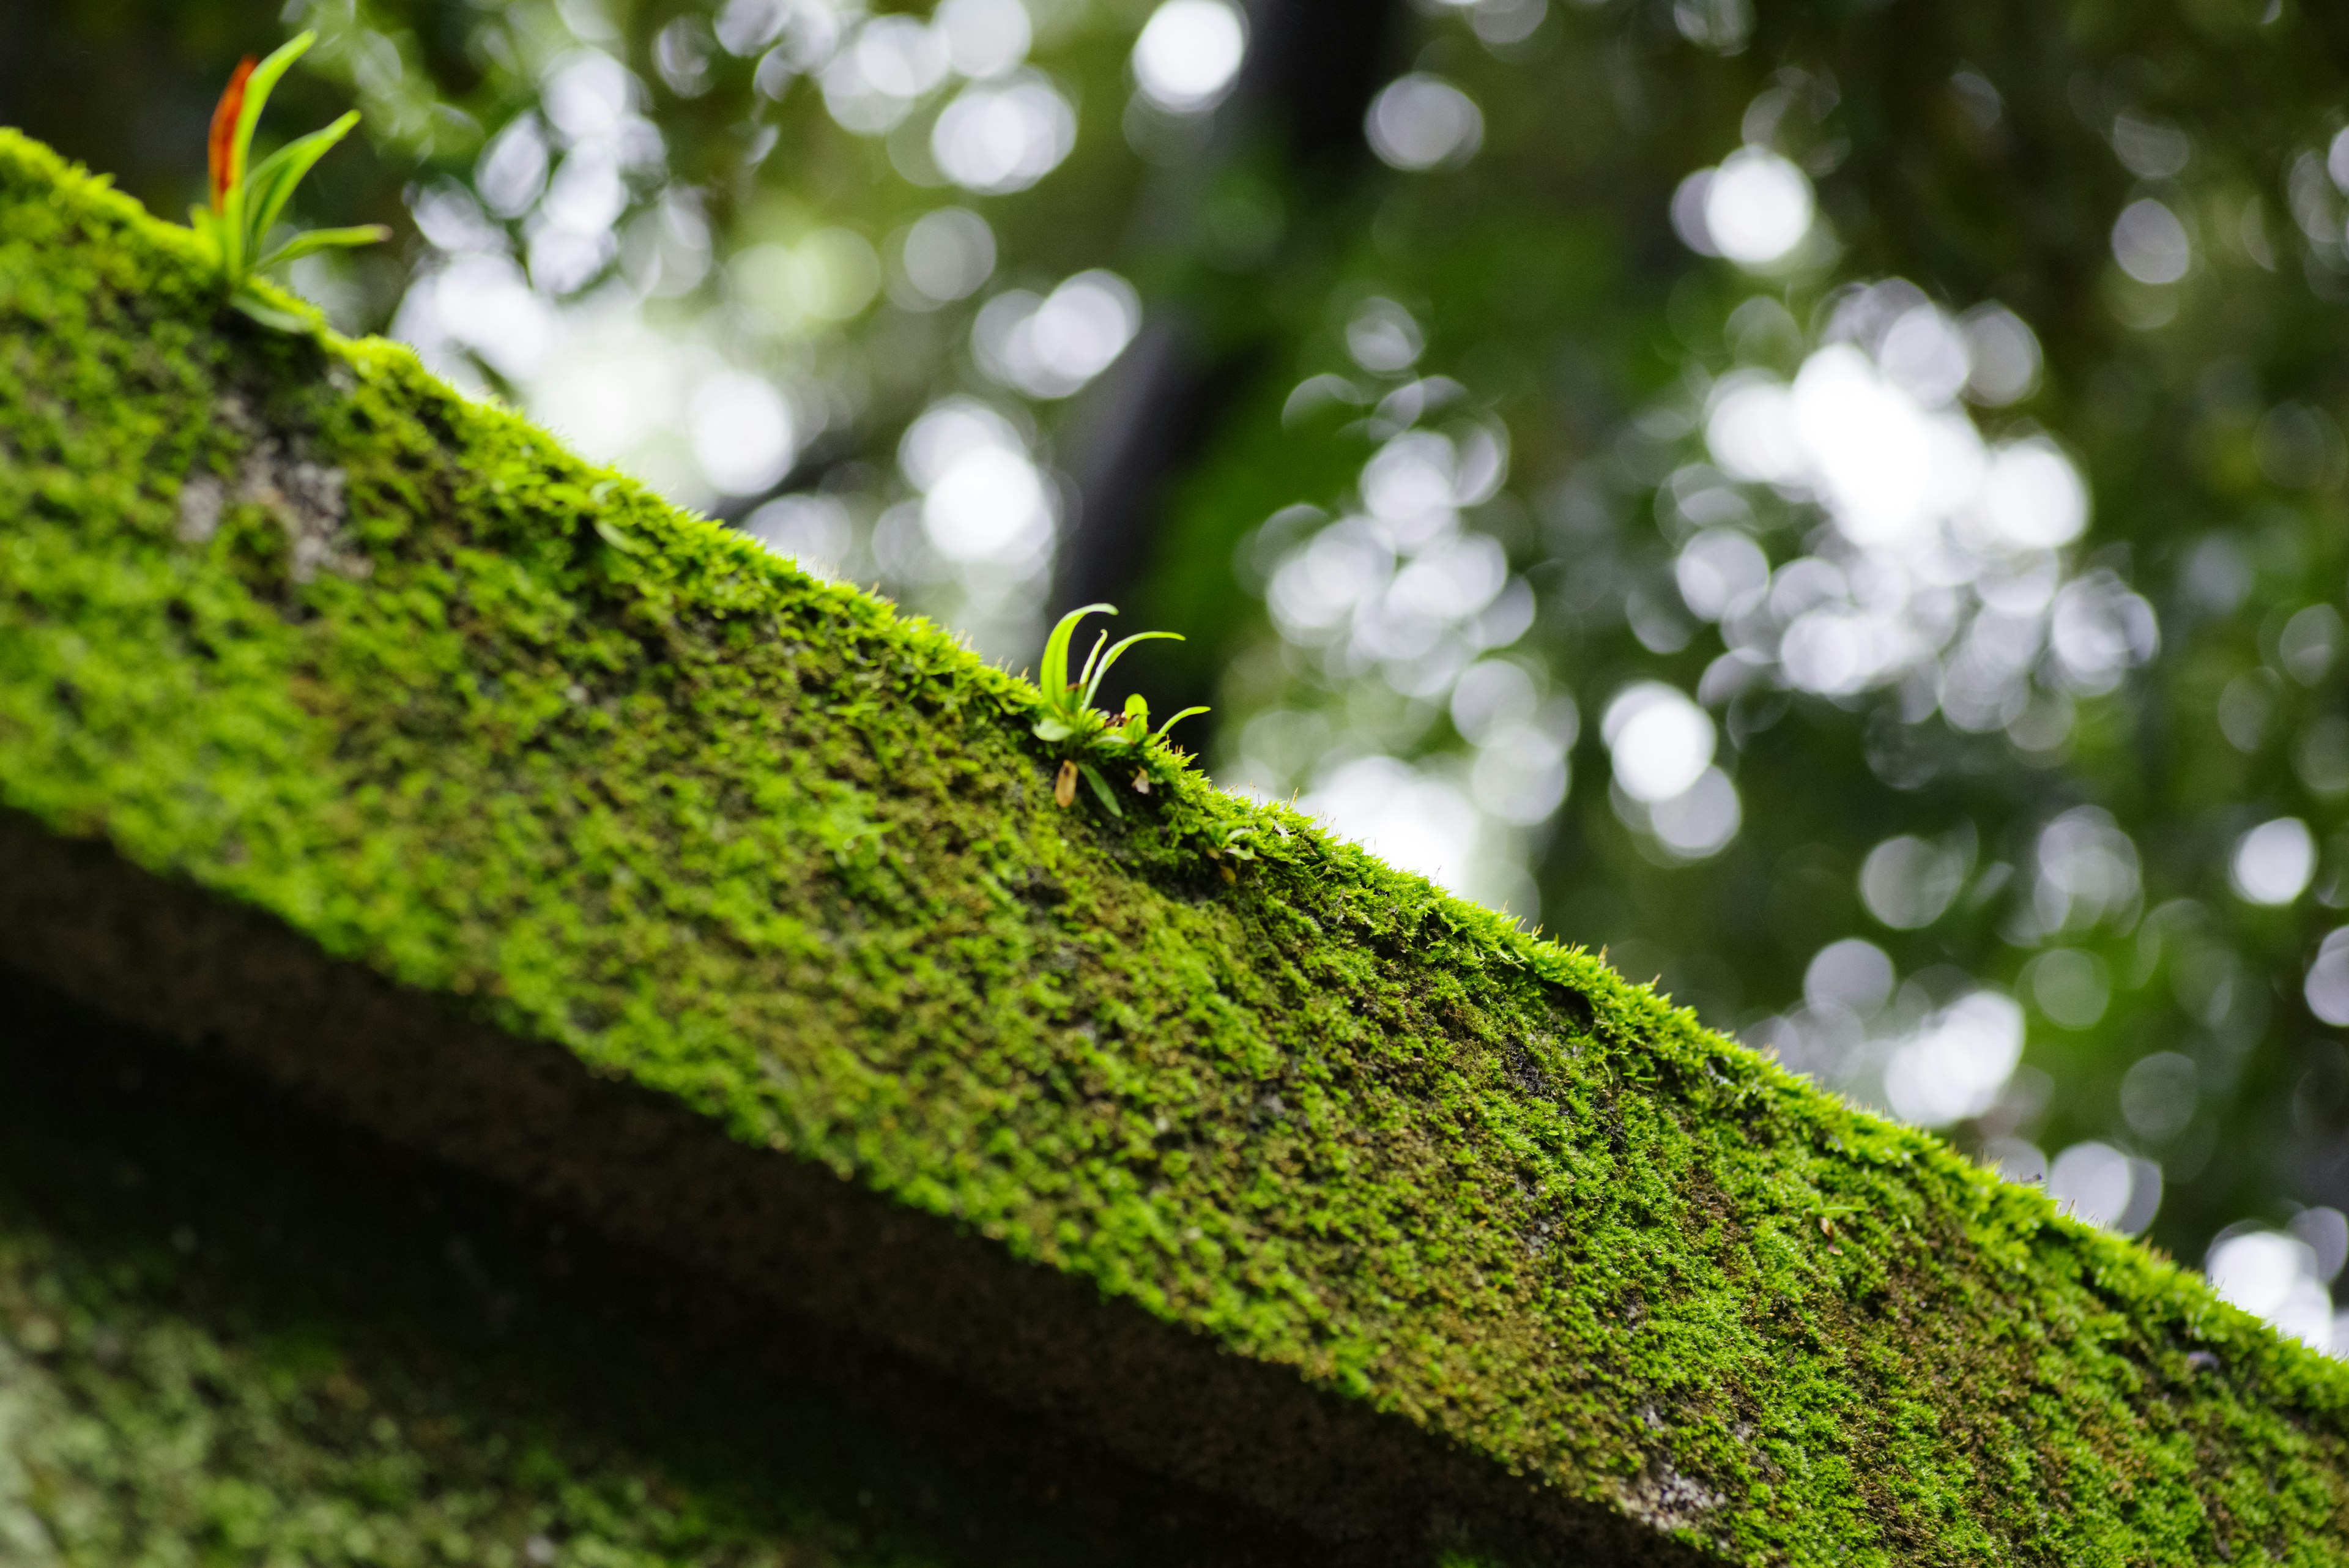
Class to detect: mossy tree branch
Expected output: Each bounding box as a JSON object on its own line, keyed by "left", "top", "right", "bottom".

{"left": 1, "top": 129, "right": 2345, "bottom": 1566}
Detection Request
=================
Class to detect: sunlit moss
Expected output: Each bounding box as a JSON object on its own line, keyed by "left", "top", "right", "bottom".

{"left": 4, "top": 127, "right": 2348, "bottom": 1565}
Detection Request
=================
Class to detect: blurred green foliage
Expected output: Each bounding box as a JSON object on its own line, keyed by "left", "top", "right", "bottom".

{"left": 12, "top": 0, "right": 2349, "bottom": 1303}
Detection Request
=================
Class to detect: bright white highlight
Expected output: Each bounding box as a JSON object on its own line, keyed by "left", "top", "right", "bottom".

{"left": 476, "top": 114, "right": 551, "bottom": 218}
{"left": 899, "top": 399, "right": 1053, "bottom": 564}
{"left": 690, "top": 371, "right": 798, "bottom": 496}
{"left": 1701, "top": 148, "right": 1814, "bottom": 267}
{"left": 972, "top": 270, "right": 1143, "bottom": 399}
{"left": 714, "top": 0, "right": 790, "bottom": 57}
{"left": 898, "top": 207, "right": 997, "bottom": 305}
{"left": 1688, "top": 290, "right": 2126, "bottom": 717}
{"left": 932, "top": 73, "right": 1077, "bottom": 193}
{"left": 1131, "top": 0, "right": 1247, "bottom": 113}
{"left": 492, "top": 304, "right": 781, "bottom": 510}
{"left": 820, "top": 15, "right": 949, "bottom": 133}
{"left": 1346, "top": 298, "right": 1424, "bottom": 373}
{"left": 1876, "top": 304, "right": 1970, "bottom": 406}
{"left": 1789, "top": 343, "right": 1968, "bottom": 548}
{"left": 1365, "top": 74, "right": 1483, "bottom": 171}
{"left": 1960, "top": 304, "right": 2041, "bottom": 405}
{"left": 2232, "top": 817, "right": 2316, "bottom": 905}
{"left": 543, "top": 50, "right": 637, "bottom": 142}
{"left": 1674, "top": 528, "right": 1770, "bottom": 620}
{"left": 1860, "top": 835, "right": 1967, "bottom": 929}
{"left": 2049, "top": 1141, "right": 2158, "bottom": 1234}
{"left": 855, "top": 15, "right": 948, "bottom": 97}
{"left": 1806, "top": 938, "right": 1895, "bottom": 1017}
{"left": 1647, "top": 767, "right": 1741, "bottom": 858}
{"left": 2305, "top": 928, "right": 2349, "bottom": 1025}
{"left": 2111, "top": 198, "right": 2191, "bottom": 285}
{"left": 936, "top": 0, "right": 1032, "bottom": 80}
{"left": 1882, "top": 990, "right": 2024, "bottom": 1128}
{"left": 1305, "top": 756, "right": 1479, "bottom": 890}
{"left": 412, "top": 255, "right": 554, "bottom": 380}
{"left": 1978, "top": 439, "right": 2088, "bottom": 550}
{"left": 2209, "top": 1232, "right": 2335, "bottom": 1351}
{"left": 1704, "top": 371, "right": 1806, "bottom": 486}
{"left": 1602, "top": 683, "right": 1715, "bottom": 803}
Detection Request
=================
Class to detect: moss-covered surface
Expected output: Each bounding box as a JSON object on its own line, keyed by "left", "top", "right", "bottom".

{"left": 0, "top": 1125, "right": 876, "bottom": 1568}
{"left": 3, "top": 126, "right": 2348, "bottom": 1564}
{"left": 0, "top": 965, "right": 1318, "bottom": 1568}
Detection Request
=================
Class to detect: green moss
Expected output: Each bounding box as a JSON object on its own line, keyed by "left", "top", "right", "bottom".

{"left": 0, "top": 1213, "right": 892, "bottom": 1568}
{"left": 0, "top": 976, "right": 1293, "bottom": 1568}
{"left": 0, "top": 985, "right": 883, "bottom": 1568}
{"left": 1, "top": 127, "right": 2346, "bottom": 1564}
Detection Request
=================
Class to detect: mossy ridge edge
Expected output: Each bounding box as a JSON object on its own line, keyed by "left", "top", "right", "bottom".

{"left": 1, "top": 125, "right": 2345, "bottom": 1566}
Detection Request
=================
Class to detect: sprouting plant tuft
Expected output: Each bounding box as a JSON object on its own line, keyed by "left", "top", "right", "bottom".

{"left": 1200, "top": 819, "right": 1258, "bottom": 882}
{"left": 1032, "top": 603, "right": 1207, "bottom": 817}
{"left": 191, "top": 31, "right": 389, "bottom": 331}
{"left": 1203, "top": 820, "right": 1258, "bottom": 862}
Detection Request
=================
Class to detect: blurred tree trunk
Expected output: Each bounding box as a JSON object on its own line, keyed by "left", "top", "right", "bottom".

{"left": 1053, "top": 0, "right": 1401, "bottom": 702}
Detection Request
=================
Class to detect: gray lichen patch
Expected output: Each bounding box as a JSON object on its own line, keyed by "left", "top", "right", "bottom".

{"left": 1621, "top": 1462, "right": 1726, "bottom": 1537}
{"left": 175, "top": 472, "right": 226, "bottom": 544}
{"left": 178, "top": 395, "right": 364, "bottom": 583}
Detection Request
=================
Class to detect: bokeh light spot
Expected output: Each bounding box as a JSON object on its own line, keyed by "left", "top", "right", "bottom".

{"left": 2210, "top": 1230, "right": 2334, "bottom": 1349}
{"left": 896, "top": 206, "right": 996, "bottom": 305}
{"left": 932, "top": 73, "right": 1077, "bottom": 193}
{"left": 1131, "top": 0, "right": 1246, "bottom": 113}
{"left": 690, "top": 371, "right": 798, "bottom": 496}
{"left": 2051, "top": 1141, "right": 2158, "bottom": 1233}
{"left": 1602, "top": 682, "right": 1715, "bottom": 803}
{"left": 2231, "top": 817, "right": 2315, "bottom": 905}
{"left": 1884, "top": 990, "right": 2024, "bottom": 1128}
{"left": 2111, "top": 198, "right": 2191, "bottom": 284}
{"left": 1700, "top": 148, "right": 1814, "bottom": 267}
{"left": 1365, "top": 74, "right": 1483, "bottom": 171}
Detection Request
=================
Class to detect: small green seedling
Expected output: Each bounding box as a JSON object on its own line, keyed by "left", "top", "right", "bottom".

{"left": 1031, "top": 603, "right": 1179, "bottom": 745}
{"left": 1033, "top": 603, "right": 1207, "bottom": 817}
{"left": 1201, "top": 819, "right": 1258, "bottom": 882}
{"left": 194, "top": 31, "right": 388, "bottom": 330}
{"left": 1204, "top": 820, "right": 1258, "bottom": 861}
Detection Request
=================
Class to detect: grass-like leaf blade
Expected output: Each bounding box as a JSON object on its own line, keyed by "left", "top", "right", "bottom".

{"left": 256, "top": 224, "right": 393, "bottom": 271}
{"left": 227, "top": 32, "right": 316, "bottom": 203}
{"left": 245, "top": 112, "right": 361, "bottom": 248}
